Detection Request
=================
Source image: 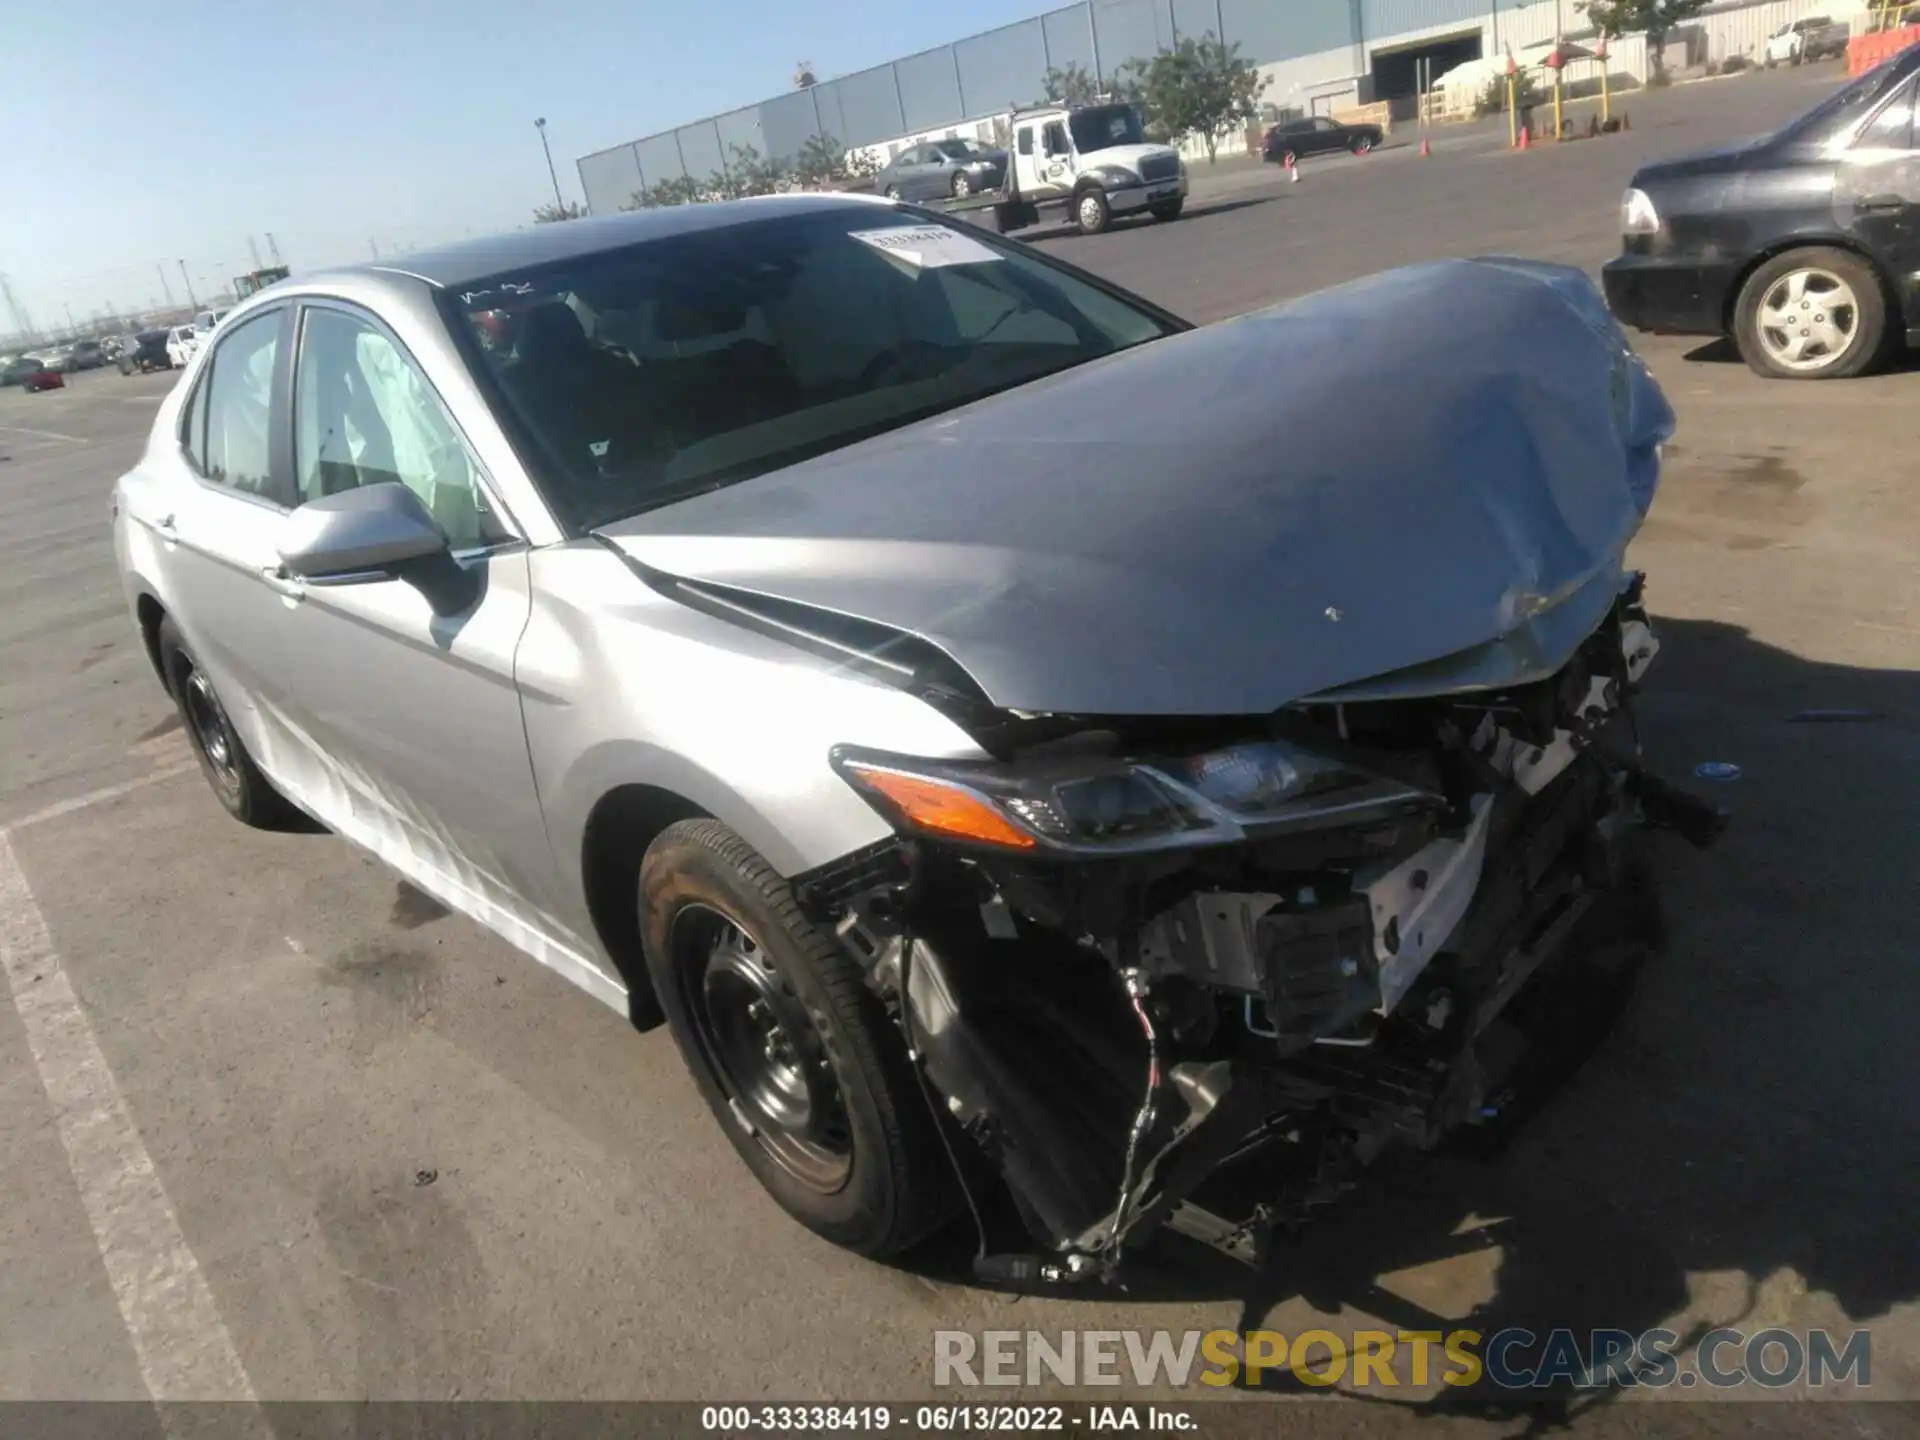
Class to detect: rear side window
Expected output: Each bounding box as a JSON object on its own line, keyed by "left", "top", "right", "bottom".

{"left": 1856, "top": 75, "right": 1917, "bottom": 150}
{"left": 199, "top": 313, "right": 283, "bottom": 503}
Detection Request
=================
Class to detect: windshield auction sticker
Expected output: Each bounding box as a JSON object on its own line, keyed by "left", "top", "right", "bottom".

{"left": 851, "top": 225, "right": 1004, "bottom": 270}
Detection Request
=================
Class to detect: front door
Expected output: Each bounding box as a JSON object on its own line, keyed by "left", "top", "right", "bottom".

{"left": 267, "top": 300, "right": 578, "bottom": 946}
{"left": 1837, "top": 73, "right": 1920, "bottom": 327}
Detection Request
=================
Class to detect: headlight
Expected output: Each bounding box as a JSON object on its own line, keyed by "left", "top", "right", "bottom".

{"left": 830, "top": 740, "right": 1435, "bottom": 855}
{"left": 1621, "top": 187, "right": 1661, "bottom": 235}
{"left": 1089, "top": 164, "right": 1138, "bottom": 188}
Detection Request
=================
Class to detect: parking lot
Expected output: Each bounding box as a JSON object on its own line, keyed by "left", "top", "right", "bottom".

{"left": 2, "top": 59, "right": 1917, "bottom": 1426}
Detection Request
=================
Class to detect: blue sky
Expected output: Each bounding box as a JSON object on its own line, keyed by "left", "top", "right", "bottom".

{"left": 0, "top": 0, "right": 1043, "bottom": 329}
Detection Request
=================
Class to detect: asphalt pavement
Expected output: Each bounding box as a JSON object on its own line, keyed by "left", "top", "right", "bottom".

{"left": 2, "top": 58, "right": 1917, "bottom": 1428}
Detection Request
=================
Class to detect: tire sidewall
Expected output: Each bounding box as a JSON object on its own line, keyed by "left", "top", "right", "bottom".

{"left": 1075, "top": 187, "right": 1111, "bottom": 235}
{"left": 159, "top": 620, "right": 253, "bottom": 818}
{"left": 639, "top": 829, "right": 909, "bottom": 1246}
{"left": 1735, "top": 248, "right": 1886, "bottom": 380}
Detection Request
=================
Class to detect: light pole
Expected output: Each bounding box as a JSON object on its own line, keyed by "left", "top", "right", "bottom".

{"left": 178, "top": 260, "right": 198, "bottom": 310}
{"left": 534, "top": 118, "right": 566, "bottom": 211}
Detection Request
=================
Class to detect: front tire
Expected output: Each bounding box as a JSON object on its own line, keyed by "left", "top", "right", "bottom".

{"left": 951, "top": 170, "right": 972, "bottom": 198}
{"left": 884, "top": 185, "right": 902, "bottom": 201}
{"left": 1349, "top": 136, "right": 1373, "bottom": 155}
{"left": 640, "top": 819, "right": 953, "bottom": 1258}
{"left": 1150, "top": 198, "right": 1184, "bottom": 222}
{"left": 156, "top": 616, "right": 304, "bottom": 829}
{"left": 1732, "top": 246, "right": 1886, "bottom": 380}
{"left": 1075, "top": 187, "right": 1112, "bottom": 235}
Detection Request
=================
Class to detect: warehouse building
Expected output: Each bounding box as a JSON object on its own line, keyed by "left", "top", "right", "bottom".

{"left": 576, "top": 0, "right": 1854, "bottom": 213}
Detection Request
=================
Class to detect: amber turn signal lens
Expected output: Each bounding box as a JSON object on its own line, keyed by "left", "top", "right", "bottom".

{"left": 843, "top": 765, "right": 1037, "bottom": 850}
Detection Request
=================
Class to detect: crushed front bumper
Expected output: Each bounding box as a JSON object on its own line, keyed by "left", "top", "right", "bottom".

{"left": 796, "top": 582, "right": 1723, "bottom": 1282}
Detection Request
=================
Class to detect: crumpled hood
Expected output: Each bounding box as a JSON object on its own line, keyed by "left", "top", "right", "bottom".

{"left": 599, "top": 258, "right": 1674, "bottom": 717}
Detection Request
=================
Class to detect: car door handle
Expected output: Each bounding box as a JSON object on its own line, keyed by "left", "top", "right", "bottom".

{"left": 260, "top": 565, "right": 306, "bottom": 600}
{"left": 1857, "top": 195, "right": 1905, "bottom": 213}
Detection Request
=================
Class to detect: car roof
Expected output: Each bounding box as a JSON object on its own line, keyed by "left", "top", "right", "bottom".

{"left": 333, "top": 193, "right": 894, "bottom": 291}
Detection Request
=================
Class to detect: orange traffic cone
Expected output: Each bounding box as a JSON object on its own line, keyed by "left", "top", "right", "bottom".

{"left": 1420, "top": 136, "right": 1431, "bottom": 158}
{"left": 1518, "top": 124, "right": 1531, "bottom": 151}
{"left": 1287, "top": 152, "right": 1300, "bottom": 182}
{"left": 1622, "top": 111, "right": 1631, "bottom": 131}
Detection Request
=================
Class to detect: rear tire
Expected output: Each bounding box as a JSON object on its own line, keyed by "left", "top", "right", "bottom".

{"left": 156, "top": 616, "right": 305, "bottom": 830}
{"left": 640, "top": 819, "right": 954, "bottom": 1258}
{"left": 1349, "top": 136, "right": 1373, "bottom": 155}
{"left": 1732, "top": 246, "right": 1887, "bottom": 380}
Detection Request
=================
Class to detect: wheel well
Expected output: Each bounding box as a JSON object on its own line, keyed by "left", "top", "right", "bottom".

{"left": 580, "top": 784, "right": 708, "bottom": 1030}
{"left": 135, "top": 593, "right": 169, "bottom": 691}
{"left": 1722, "top": 238, "right": 1894, "bottom": 333}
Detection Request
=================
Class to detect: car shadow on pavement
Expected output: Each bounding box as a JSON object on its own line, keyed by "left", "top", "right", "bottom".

{"left": 1684, "top": 335, "right": 1920, "bottom": 375}
{"left": 900, "top": 616, "right": 1919, "bottom": 1411}
{"left": 1024, "top": 196, "right": 1279, "bottom": 244}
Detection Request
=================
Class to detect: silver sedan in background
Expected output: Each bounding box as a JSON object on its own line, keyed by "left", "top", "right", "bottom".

{"left": 114, "top": 194, "right": 1705, "bottom": 1280}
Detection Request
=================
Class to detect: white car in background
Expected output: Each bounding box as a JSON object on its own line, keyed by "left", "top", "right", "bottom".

{"left": 164, "top": 326, "right": 197, "bottom": 369}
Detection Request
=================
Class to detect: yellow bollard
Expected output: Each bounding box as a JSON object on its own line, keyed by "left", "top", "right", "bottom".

{"left": 1553, "top": 71, "right": 1565, "bottom": 141}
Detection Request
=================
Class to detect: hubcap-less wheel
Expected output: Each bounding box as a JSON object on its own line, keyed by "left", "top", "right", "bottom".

{"left": 1757, "top": 267, "right": 1858, "bottom": 372}
{"left": 952, "top": 171, "right": 971, "bottom": 198}
{"left": 675, "top": 903, "right": 852, "bottom": 1193}
{"left": 180, "top": 665, "right": 241, "bottom": 801}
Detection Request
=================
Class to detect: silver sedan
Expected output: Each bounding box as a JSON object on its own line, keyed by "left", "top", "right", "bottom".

{"left": 115, "top": 194, "right": 1696, "bottom": 1279}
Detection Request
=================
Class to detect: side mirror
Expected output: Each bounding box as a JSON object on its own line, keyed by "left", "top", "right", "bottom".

{"left": 278, "top": 481, "right": 449, "bottom": 580}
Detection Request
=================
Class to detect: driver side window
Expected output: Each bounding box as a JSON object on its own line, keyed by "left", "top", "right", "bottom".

{"left": 293, "top": 306, "right": 506, "bottom": 550}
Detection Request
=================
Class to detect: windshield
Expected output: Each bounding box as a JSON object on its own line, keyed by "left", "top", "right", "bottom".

{"left": 1777, "top": 57, "right": 1910, "bottom": 145}
{"left": 1069, "top": 104, "right": 1146, "bottom": 154}
{"left": 445, "top": 207, "right": 1179, "bottom": 532}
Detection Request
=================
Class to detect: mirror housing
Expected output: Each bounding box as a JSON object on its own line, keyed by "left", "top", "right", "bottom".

{"left": 278, "top": 482, "right": 449, "bottom": 580}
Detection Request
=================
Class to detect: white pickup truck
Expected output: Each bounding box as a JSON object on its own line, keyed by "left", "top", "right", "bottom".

{"left": 939, "top": 102, "right": 1189, "bottom": 237}
{"left": 1763, "top": 15, "right": 1852, "bottom": 66}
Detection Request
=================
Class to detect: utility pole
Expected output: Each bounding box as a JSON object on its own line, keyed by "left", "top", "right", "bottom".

{"left": 157, "top": 263, "right": 174, "bottom": 307}
{"left": 266, "top": 233, "right": 282, "bottom": 265}
{"left": 534, "top": 117, "right": 566, "bottom": 210}
{"left": 247, "top": 235, "right": 263, "bottom": 269}
{"left": 178, "top": 260, "right": 198, "bottom": 310}
{"left": 0, "top": 272, "right": 33, "bottom": 337}
{"left": 64, "top": 302, "right": 76, "bottom": 333}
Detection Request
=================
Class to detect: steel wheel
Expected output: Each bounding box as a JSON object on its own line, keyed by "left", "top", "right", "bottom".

{"left": 1077, "top": 190, "right": 1110, "bottom": 234}
{"left": 673, "top": 902, "right": 852, "bottom": 1193}
{"left": 179, "top": 663, "right": 243, "bottom": 805}
{"left": 1755, "top": 266, "right": 1858, "bottom": 373}
{"left": 952, "top": 170, "right": 972, "bottom": 198}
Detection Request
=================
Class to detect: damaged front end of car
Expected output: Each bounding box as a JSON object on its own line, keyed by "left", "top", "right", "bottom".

{"left": 793, "top": 576, "right": 1725, "bottom": 1283}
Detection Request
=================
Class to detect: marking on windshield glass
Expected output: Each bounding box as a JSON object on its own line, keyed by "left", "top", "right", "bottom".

{"left": 849, "top": 225, "right": 1003, "bottom": 270}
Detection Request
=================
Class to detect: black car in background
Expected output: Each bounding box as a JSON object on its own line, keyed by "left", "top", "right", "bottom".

{"left": 119, "top": 329, "right": 174, "bottom": 374}
{"left": 1604, "top": 47, "right": 1920, "bottom": 380}
{"left": 876, "top": 137, "right": 1008, "bottom": 201}
{"left": 1263, "top": 114, "right": 1382, "bottom": 163}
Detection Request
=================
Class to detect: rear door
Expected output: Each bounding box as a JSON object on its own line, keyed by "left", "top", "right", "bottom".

{"left": 1838, "top": 73, "right": 1920, "bottom": 325}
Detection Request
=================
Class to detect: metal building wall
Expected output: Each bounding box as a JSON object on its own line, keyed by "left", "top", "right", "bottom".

{"left": 574, "top": 0, "right": 1431, "bottom": 212}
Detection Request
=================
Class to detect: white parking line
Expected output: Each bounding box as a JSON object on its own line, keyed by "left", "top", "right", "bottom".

{"left": 6, "top": 763, "right": 197, "bottom": 832}
{"left": 0, "top": 829, "right": 262, "bottom": 1409}
{"left": 0, "top": 423, "right": 87, "bottom": 444}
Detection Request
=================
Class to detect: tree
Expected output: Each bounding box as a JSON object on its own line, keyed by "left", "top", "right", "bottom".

{"left": 626, "top": 175, "right": 701, "bottom": 209}
{"left": 532, "top": 200, "right": 586, "bottom": 223}
{"left": 1133, "top": 33, "right": 1267, "bottom": 163}
{"left": 794, "top": 132, "right": 849, "bottom": 187}
{"left": 1578, "top": 0, "right": 1710, "bottom": 81}
{"left": 1042, "top": 61, "right": 1102, "bottom": 105}
{"left": 707, "top": 143, "right": 788, "bottom": 199}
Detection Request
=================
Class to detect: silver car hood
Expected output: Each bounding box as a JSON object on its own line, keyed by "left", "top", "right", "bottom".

{"left": 598, "top": 258, "right": 1674, "bottom": 717}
